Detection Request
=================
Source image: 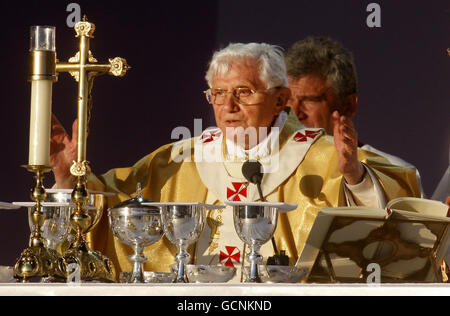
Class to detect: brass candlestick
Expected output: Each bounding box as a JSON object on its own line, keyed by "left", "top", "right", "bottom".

{"left": 55, "top": 16, "right": 129, "bottom": 282}
{"left": 14, "top": 165, "right": 66, "bottom": 282}
{"left": 62, "top": 174, "right": 116, "bottom": 282}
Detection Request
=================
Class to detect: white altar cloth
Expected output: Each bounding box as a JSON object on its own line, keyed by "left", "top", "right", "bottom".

{"left": 0, "top": 283, "right": 449, "bottom": 296}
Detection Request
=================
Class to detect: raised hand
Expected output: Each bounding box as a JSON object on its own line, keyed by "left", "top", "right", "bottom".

{"left": 332, "top": 111, "right": 365, "bottom": 185}
{"left": 50, "top": 115, "right": 77, "bottom": 188}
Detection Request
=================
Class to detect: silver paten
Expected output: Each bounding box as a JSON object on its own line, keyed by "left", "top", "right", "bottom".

{"left": 170, "top": 264, "right": 236, "bottom": 283}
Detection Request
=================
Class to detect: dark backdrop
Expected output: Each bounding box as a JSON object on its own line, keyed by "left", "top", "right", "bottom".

{"left": 0, "top": 0, "right": 448, "bottom": 266}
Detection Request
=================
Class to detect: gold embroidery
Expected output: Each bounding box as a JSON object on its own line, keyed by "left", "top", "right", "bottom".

{"left": 208, "top": 242, "right": 219, "bottom": 255}
{"left": 206, "top": 208, "right": 224, "bottom": 255}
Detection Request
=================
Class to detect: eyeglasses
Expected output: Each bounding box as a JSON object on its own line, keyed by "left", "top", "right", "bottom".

{"left": 204, "top": 87, "right": 279, "bottom": 106}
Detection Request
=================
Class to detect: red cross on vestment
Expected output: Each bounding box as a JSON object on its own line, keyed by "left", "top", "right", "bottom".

{"left": 201, "top": 130, "right": 222, "bottom": 143}
{"left": 227, "top": 182, "right": 248, "bottom": 201}
{"left": 293, "top": 130, "right": 321, "bottom": 143}
{"left": 220, "top": 246, "right": 241, "bottom": 268}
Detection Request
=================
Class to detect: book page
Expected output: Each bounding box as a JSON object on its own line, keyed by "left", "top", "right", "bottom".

{"left": 296, "top": 206, "right": 450, "bottom": 282}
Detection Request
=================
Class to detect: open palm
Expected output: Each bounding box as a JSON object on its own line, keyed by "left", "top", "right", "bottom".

{"left": 332, "top": 111, "right": 364, "bottom": 185}
{"left": 50, "top": 115, "right": 77, "bottom": 188}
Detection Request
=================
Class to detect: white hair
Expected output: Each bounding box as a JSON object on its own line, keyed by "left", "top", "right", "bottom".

{"left": 205, "top": 43, "right": 289, "bottom": 89}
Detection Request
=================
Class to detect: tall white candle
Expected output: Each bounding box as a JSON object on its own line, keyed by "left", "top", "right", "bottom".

{"left": 28, "top": 80, "right": 53, "bottom": 166}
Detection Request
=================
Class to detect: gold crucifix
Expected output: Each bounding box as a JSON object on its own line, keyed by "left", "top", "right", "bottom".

{"left": 56, "top": 15, "right": 130, "bottom": 177}
{"left": 55, "top": 16, "right": 130, "bottom": 282}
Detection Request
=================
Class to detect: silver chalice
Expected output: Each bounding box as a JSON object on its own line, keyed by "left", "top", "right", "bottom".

{"left": 226, "top": 201, "right": 297, "bottom": 283}
{"left": 27, "top": 202, "right": 72, "bottom": 251}
{"left": 13, "top": 189, "right": 104, "bottom": 282}
{"left": 14, "top": 200, "right": 74, "bottom": 253}
{"left": 40, "top": 189, "right": 113, "bottom": 250}
{"left": 144, "top": 203, "right": 223, "bottom": 283}
{"left": 108, "top": 192, "right": 163, "bottom": 283}
{"left": 26, "top": 202, "right": 71, "bottom": 283}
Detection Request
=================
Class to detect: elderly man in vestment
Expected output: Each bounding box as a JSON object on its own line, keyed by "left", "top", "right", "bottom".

{"left": 50, "top": 43, "right": 420, "bottom": 281}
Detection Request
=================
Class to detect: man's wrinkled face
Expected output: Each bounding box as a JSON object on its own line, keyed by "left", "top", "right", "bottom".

{"left": 287, "top": 74, "right": 338, "bottom": 135}
{"left": 211, "top": 59, "right": 285, "bottom": 149}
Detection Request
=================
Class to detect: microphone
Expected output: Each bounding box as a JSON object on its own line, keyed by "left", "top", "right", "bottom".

{"left": 242, "top": 160, "right": 289, "bottom": 266}
{"left": 242, "top": 160, "right": 264, "bottom": 201}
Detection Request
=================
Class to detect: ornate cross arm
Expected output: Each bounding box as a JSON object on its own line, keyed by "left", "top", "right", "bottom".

{"left": 56, "top": 56, "right": 130, "bottom": 80}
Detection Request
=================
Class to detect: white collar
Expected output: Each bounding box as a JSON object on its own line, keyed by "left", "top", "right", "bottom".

{"left": 194, "top": 110, "right": 324, "bottom": 203}
{"left": 224, "top": 111, "right": 288, "bottom": 160}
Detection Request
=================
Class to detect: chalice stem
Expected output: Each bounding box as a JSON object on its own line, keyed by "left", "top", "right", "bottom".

{"left": 130, "top": 245, "right": 146, "bottom": 283}
{"left": 174, "top": 240, "right": 190, "bottom": 283}
{"left": 176, "top": 261, "right": 187, "bottom": 283}
{"left": 247, "top": 243, "right": 262, "bottom": 283}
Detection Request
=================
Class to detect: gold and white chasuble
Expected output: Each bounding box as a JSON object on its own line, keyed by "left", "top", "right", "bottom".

{"left": 86, "top": 111, "right": 421, "bottom": 281}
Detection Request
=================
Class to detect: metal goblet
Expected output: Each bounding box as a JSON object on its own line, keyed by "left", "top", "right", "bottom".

{"left": 27, "top": 203, "right": 70, "bottom": 283}
{"left": 45, "top": 189, "right": 108, "bottom": 242}
{"left": 226, "top": 202, "right": 297, "bottom": 283}
{"left": 145, "top": 203, "right": 222, "bottom": 283}
{"left": 27, "top": 203, "right": 71, "bottom": 252}
{"left": 45, "top": 189, "right": 116, "bottom": 282}
{"left": 108, "top": 205, "right": 163, "bottom": 283}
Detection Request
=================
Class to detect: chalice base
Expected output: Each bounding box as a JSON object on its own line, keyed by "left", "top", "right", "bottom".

{"left": 245, "top": 264, "right": 263, "bottom": 283}
{"left": 14, "top": 245, "right": 66, "bottom": 283}
{"left": 245, "top": 275, "right": 263, "bottom": 283}
{"left": 173, "top": 262, "right": 189, "bottom": 283}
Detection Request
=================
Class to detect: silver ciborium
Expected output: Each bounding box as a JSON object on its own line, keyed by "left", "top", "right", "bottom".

{"left": 108, "top": 191, "right": 163, "bottom": 283}
{"left": 226, "top": 201, "right": 297, "bottom": 283}
{"left": 144, "top": 203, "right": 223, "bottom": 283}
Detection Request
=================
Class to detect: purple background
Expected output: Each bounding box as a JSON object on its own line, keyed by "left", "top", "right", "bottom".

{"left": 0, "top": 0, "right": 448, "bottom": 266}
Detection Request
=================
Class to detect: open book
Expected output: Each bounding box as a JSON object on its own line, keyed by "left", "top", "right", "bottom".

{"left": 296, "top": 198, "right": 450, "bottom": 283}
